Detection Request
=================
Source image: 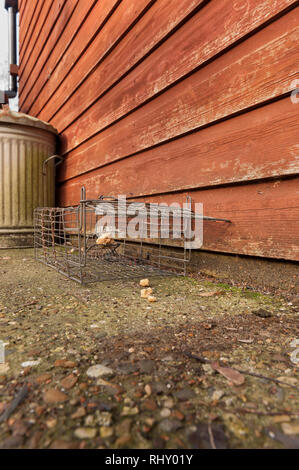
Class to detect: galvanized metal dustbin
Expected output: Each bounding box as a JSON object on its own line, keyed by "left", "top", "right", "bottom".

{"left": 0, "top": 110, "right": 59, "bottom": 248}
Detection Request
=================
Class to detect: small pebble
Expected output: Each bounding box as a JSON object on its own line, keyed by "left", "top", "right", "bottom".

{"left": 160, "top": 408, "right": 171, "bottom": 418}
{"left": 74, "top": 428, "right": 97, "bottom": 439}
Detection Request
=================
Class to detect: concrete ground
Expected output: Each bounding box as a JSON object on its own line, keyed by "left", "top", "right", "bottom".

{"left": 0, "top": 249, "right": 298, "bottom": 449}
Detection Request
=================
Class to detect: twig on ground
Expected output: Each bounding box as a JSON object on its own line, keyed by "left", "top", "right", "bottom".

{"left": 0, "top": 385, "right": 28, "bottom": 423}
{"left": 208, "top": 422, "right": 217, "bottom": 449}
{"left": 234, "top": 408, "right": 299, "bottom": 417}
{"left": 184, "top": 351, "right": 299, "bottom": 391}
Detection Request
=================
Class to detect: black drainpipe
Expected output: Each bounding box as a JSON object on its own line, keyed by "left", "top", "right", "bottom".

{"left": 0, "top": 0, "right": 18, "bottom": 105}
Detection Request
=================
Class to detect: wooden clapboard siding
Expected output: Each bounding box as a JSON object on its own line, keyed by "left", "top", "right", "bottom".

{"left": 57, "top": 98, "right": 299, "bottom": 193}
{"left": 157, "top": 179, "right": 299, "bottom": 261}
{"left": 51, "top": 0, "right": 299, "bottom": 141}
{"left": 19, "top": 0, "right": 33, "bottom": 37}
{"left": 36, "top": 0, "right": 207, "bottom": 122}
{"left": 58, "top": 7, "right": 299, "bottom": 177}
{"left": 19, "top": 0, "right": 44, "bottom": 56}
{"left": 19, "top": 0, "right": 24, "bottom": 14}
{"left": 20, "top": 0, "right": 123, "bottom": 115}
{"left": 19, "top": 0, "right": 56, "bottom": 83}
{"left": 19, "top": 0, "right": 80, "bottom": 107}
{"left": 19, "top": 0, "right": 69, "bottom": 96}
{"left": 23, "top": 0, "right": 155, "bottom": 116}
{"left": 19, "top": 0, "right": 111, "bottom": 112}
{"left": 155, "top": 178, "right": 299, "bottom": 261}
{"left": 18, "top": 0, "right": 299, "bottom": 261}
{"left": 19, "top": 0, "right": 26, "bottom": 16}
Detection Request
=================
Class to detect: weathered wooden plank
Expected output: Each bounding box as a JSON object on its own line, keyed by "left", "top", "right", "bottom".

{"left": 19, "top": 0, "right": 39, "bottom": 51}
{"left": 19, "top": 0, "right": 80, "bottom": 111}
{"left": 59, "top": 9, "right": 299, "bottom": 179}
{"left": 34, "top": 0, "right": 155, "bottom": 121}
{"left": 19, "top": 0, "right": 68, "bottom": 92}
{"left": 20, "top": 0, "right": 122, "bottom": 118}
{"left": 19, "top": 0, "right": 32, "bottom": 28}
{"left": 49, "top": 0, "right": 298, "bottom": 136}
{"left": 19, "top": 0, "right": 24, "bottom": 14}
{"left": 19, "top": 0, "right": 26, "bottom": 14}
{"left": 20, "top": 0, "right": 97, "bottom": 114}
{"left": 19, "top": 0, "right": 44, "bottom": 58}
{"left": 57, "top": 98, "right": 299, "bottom": 196}
{"left": 37, "top": 0, "right": 207, "bottom": 123}
{"left": 58, "top": 178, "right": 299, "bottom": 261}
{"left": 159, "top": 180, "right": 299, "bottom": 261}
{"left": 19, "top": 0, "right": 54, "bottom": 81}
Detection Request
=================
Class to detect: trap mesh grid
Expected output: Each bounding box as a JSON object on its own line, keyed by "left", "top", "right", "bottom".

{"left": 34, "top": 197, "right": 198, "bottom": 284}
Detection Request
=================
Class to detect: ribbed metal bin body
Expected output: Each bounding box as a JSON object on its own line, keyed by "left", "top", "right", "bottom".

{"left": 0, "top": 111, "right": 57, "bottom": 248}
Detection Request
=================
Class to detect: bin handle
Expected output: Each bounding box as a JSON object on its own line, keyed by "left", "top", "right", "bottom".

{"left": 42, "top": 155, "right": 64, "bottom": 176}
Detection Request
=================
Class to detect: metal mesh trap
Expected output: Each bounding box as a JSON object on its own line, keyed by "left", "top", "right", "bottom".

{"left": 34, "top": 189, "right": 230, "bottom": 284}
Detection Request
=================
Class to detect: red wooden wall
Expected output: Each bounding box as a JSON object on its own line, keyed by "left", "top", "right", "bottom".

{"left": 18, "top": 0, "right": 299, "bottom": 261}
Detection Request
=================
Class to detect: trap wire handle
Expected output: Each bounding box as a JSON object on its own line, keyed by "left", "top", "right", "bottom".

{"left": 98, "top": 195, "right": 118, "bottom": 202}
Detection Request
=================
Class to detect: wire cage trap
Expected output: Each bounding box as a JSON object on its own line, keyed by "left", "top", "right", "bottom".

{"left": 34, "top": 188, "right": 230, "bottom": 284}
